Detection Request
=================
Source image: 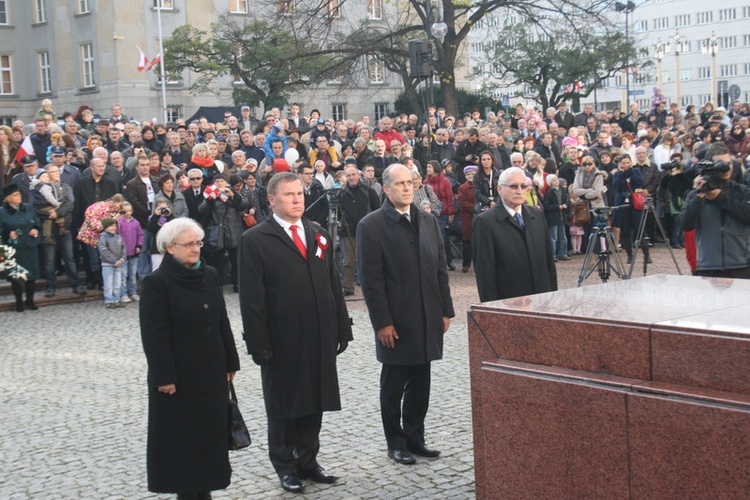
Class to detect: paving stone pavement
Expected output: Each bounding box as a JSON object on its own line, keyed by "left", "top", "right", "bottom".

{"left": 0, "top": 245, "right": 684, "bottom": 499}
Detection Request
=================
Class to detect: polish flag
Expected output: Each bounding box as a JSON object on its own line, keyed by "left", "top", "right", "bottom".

{"left": 14, "top": 135, "right": 33, "bottom": 166}
{"left": 145, "top": 52, "right": 162, "bottom": 72}
{"left": 137, "top": 46, "right": 149, "bottom": 72}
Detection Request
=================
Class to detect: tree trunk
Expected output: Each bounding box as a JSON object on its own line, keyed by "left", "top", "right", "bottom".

{"left": 401, "top": 73, "right": 421, "bottom": 114}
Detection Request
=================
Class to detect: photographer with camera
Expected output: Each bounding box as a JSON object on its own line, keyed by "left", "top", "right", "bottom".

{"left": 658, "top": 154, "right": 691, "bottom": 249}
{"left": 612, "top": 154, "right": 646, "bottom": 264}
{"left": 680, "top": 143, "right": 750, "bottom": 279}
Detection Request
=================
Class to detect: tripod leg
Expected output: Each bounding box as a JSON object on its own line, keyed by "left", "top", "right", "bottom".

{"left": 606, "top": 229, "right": 628, "bottom": 279}
{"left": 628, "top": 207, "right": 650, "bottom": 278}
{"left": 576, "top": 229, "right": 600, "bottom": 287}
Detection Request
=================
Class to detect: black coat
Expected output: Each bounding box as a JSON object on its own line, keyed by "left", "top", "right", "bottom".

{"left": 139, "top": 254, "right": 240, "bottom": 494}
{"left": 339, "top": 182, "right": 380, "bottom": 236}
{"left": 357, "top": 200, "right": 455, "bottom": 365}
{"left": 542, "top": 187, "right": 570, "bottom": 226}
{"left": 472, "top": 204, "right": 558, "bottom": 302}
{"left": 239, "top": 217, "right": 353, "bottom": 419}
{"left": 72, "top": 176, "right": 120, "bottom": 229}
{"left": 0, "top": 202, "right": 41, "bottom": 280}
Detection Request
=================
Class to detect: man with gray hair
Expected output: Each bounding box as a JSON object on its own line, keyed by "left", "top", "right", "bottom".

{"left": 357, "top": 163, "right": 454, "bottom": 465}
{"left": 472, "top": 166, "right": 557, "bottom": 301}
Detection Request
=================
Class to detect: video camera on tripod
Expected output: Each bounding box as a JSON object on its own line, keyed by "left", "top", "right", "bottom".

{"left": 694, "top": 159, "right": 731, "bottom": 193}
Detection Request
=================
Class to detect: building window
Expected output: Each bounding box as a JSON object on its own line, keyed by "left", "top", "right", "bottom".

{"left": 0, "top": 55, "right": 12, "bottom": 95}
{"left": 744, "top": 34, "right": 750, "bottom": 47}
{"left": 78, "top": 0, "right": 90, "bottom": 14}
{"left": 744, "top": 62, "right": 750, "bottom": 75}
{"left": 696, "top": 11, "right": 712, "bottom": 24}
{"left": 662, "top": 71, "right": 672, "bottom": 83}
{"left": 331, "top": 103, "right": 346, "bottom": 121}
{"left": 471, "top": 18, "right": 484, "bottom": 30}
{"left": 681, "top": 95, "right": 693, "bottom": 107}
{"left": 674, "top": 14, "right": 690, "bottom": 27}
{"left": 278, "top": 0, "right": 294, "bottom": 15}
{"left": 699, "top": 94, "right": 711, "bottom": 105}
{"left": 0, "top": 1, "right": 7, "bottom": 25}
{"left": 679, "top": 69, "right": 691, "bottom": 81}
{"left": 230, "top": 0, "right": 248, "bottom": 13}
{"left": 34, "top": 0, "right": 46, "bottom": 23}
{"left": 80, "top": 43, "right": 95, "bottom": 88}
{"left": 720, "top": 64, "right": 737, "bottom": 77}
{"left": 698, "top": 67, "right": 711, "bottom": 79}
{"left": 719, "top": 8, "right": 736, "bottom": 21}
{"left": 154, "top": 0, "right": 174, "bottom": 9}
{"left": 367, "top": 0, "right": 381, "bottom": 20}
{"left": 652, "top": 17, "right": 668, "bottom": 30}
{"left": 634, "top": 20, "right": 648, "bottom": 32}
{"left": 368, "top": 56, "right": 384, "bottom": 83}
{"left": 720, "top": 36, "right": 736, "bottom": 49}
{"left": 166, "top": 105, "right": 182, "bottom": 122}
{"left": 38, "top": 51, "right": 51, "bottom": 94}
{"left": 326, "top": 0, "right": 340, "bottom": 18}
{"left": 744, "top": 6, "right": 750, "bottom": 18}
{"left": 374, "top": 103, "right": 388, "bottom": 121}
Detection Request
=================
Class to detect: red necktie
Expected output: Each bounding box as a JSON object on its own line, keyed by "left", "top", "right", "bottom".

{"left": 290, "top": 225, "right": 307, "bottom": 260}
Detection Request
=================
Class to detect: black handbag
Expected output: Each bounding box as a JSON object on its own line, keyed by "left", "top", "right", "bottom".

{"left": 227, "top": 381, "right": 251, "bottom": 450}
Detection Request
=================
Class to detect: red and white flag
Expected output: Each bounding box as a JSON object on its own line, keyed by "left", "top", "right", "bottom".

{"left": 136, "top": 46, "right": 149, "bottom": 72}
{"left": 14, "top": 135, "right": 33, "bottom": 165}
{"left": 145, "top": 52, "right": 162, "bottom": 72}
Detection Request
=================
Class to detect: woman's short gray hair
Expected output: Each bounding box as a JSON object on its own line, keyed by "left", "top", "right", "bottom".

{"left": 156, "top": 218, "right": 205, "bottom": 254}
{"left": 192, "top": 143, "right": 208, "bottom": 156}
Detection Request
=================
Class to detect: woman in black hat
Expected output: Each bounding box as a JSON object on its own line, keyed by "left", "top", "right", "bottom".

{"left": 0, "top": 183, "right": 41, "bottom": 311}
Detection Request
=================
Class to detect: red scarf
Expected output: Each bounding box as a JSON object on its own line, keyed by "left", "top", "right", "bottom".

{"left": 191, "top": 155, "right": 215, "bottom": 168}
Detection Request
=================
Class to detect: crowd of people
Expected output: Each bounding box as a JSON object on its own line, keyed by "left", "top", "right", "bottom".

{"left": 2, "top": 94, "right": 750, "bottom": 497}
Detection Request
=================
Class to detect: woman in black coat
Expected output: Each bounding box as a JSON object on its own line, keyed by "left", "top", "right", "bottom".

{"left": 140, "top": 218, "right": 240, "bottom": 498}
{"left": 0, "top": 183, "right": 41, "bottom": 311}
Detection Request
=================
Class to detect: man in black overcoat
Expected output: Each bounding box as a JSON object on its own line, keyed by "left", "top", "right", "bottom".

{"left": 472, "top": 166, "right": 558, "bottom": 302}
{"left": 238, "top": 172, "right": 353, "bottom": 494}
{"left": 357, "top": 164, "right": 455, "bottom": 465}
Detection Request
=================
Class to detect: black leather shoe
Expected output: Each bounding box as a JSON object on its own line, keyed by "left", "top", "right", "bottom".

{"left": 280, "top": 473, "right": 304, "bottom": 493}
{"left": 387, "top": 449, "right": 416, "bottom": 464}
{"left": 86, "top": 282, "right": 96, "bottom": 290}
{"left": 299, "top": 466, "right": 338, "bottom": 484}
{"left": 408, "top": 442, "right": 441, "bottom": 458}
{"left": 44, "top": 288, "right": 56, "bottom": 298}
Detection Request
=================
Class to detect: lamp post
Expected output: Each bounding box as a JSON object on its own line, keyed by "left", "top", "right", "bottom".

{"left": 423, "top": 0, "right": 447, "bottom": 110}
{"left": 672, "top": 28, "right": 687, "bottom": 107}
{"left": 701, "top": 31, "right": 719, "bottom": 105}
{"left": 615, "top": 1, "right": 636, "bottom": 109}
{"left": 653, "top": 38, "right": 668, "bottom": 90}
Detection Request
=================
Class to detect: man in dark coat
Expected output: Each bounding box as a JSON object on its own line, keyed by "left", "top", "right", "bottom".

{"left": 183, "top": 168, "right": 207, "bottom": 224}
{"left": 472, "top": 166, "right": 558, "bottom": 302}
{"left": 239, "top": 172, "right": 353, "bottom": 494}
{"left": 357, "top": 164, "right": 455, "bottom": 466}
{"left": 125, "top": 156, "right": 160, "bottom": 278}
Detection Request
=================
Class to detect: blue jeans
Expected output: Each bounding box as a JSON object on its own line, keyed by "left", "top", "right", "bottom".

{"left": 549, "top": 223, "right": 568, "bottom": 259}
{"left": 44, "top": 232, "right": 81, "bottom": 290}
{"left": 102, "top": 265, "right": 122, "bottom": 304}
{"left": 120, "top": 257, "right": 138, "bottom": 297}
{"left": 137, "top": 229, "right": 153, "bottom": 279}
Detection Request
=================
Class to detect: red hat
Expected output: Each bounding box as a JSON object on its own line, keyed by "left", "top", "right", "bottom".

{"left": 273, "top": 159, "right": 290, "bottom": 172}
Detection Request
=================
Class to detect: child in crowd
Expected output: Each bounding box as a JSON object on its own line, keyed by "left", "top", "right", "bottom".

{"left": 542, "top": 174, "right": 570, "bottom": 261}
{"left": 98, "top": 218, "right": 126, "bottom": 309}
{"left": 263, "top": 123, "right": 288, "bottom": 166}
{"left": 30, "top": 170, "right": 64, "bottom": 245}
{"left": 568, "top": 183, "right": 585, "bottom": 254}
{"left": 116, "top": 202, "right": 143, "bottom": 303}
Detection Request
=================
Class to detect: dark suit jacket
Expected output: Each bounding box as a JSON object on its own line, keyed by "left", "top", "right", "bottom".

{"left": 72, "top": 176, "right": 120, "bottom": 228}
{"left": 184, "top": 187, "right": 207, "bottom": 225}
{"left": 357, "top": 199, "right": 455, "bottom": 365}
{"left": 472, "top": 204, "right": 557, "bottom": 302}
{"left": 125, "top": 176, "right": 160, "bottom": 227}
{"left": 239, "top": 217, "right": 352, "bottom": 419}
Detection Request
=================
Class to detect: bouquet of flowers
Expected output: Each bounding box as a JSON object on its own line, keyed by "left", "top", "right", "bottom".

{"left": 0, "top": 244, "right": 30, "bottom": 284}
{"left": 203, "top": 184, "right": 229, "bottom": 203}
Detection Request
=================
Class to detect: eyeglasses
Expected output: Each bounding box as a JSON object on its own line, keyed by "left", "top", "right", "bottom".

{"left": 582, "top": 162, "right": 594, "bottom": 166}
{"left": 501, "top": 183, "right": 530, "bottom": 190}
{"left": 189, "top": 177, "right": 202, "bottom": 181}
{"left": 172, "top": 241, "right": 204, "bottom": 249}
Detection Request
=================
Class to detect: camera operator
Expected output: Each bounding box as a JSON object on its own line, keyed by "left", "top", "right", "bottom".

{"left": 680, "top": 142, "right": 750, "bottom": 279}
{"left": 611, "top": 154, "right": 647, "bottom": 264}
{"left": 658, "top": 154, "right": 691, "bottom": 248}
{"left": 339, "top": 165, "right": 380, "bottom": 296}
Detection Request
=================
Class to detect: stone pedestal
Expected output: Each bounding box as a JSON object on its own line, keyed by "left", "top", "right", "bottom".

{"left": 468, "top": 275, "right": 750, "bottom": 499}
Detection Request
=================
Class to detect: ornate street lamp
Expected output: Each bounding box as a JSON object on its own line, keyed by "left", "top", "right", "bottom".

{"left": 701, "top": 31, "right": 719, "bottom": 104}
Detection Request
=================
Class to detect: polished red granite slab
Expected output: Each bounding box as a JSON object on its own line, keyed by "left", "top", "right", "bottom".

{"left": 469, "top": 275, "right": 750, "bottom": 499}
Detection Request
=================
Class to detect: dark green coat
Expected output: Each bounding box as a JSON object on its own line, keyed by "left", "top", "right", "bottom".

{"left": 0, "top": 202, "right": 41, "bottom": 281}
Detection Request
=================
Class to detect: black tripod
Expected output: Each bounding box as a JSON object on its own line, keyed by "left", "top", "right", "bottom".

{"left": 576, "top": 205, "right": 629, "bottom": 286}
{"left": 305, "top": 187, "right": 343, "bottom": 263}
{"left": 627, "top": 196, "right": 683, "bottom": 278}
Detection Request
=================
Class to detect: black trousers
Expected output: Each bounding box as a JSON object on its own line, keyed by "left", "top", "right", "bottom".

{"left": 380, "top": 363, "right": 431, "bottom": 451}
{"left": 267, "top": 413, "right": 322, "bottom": 477}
